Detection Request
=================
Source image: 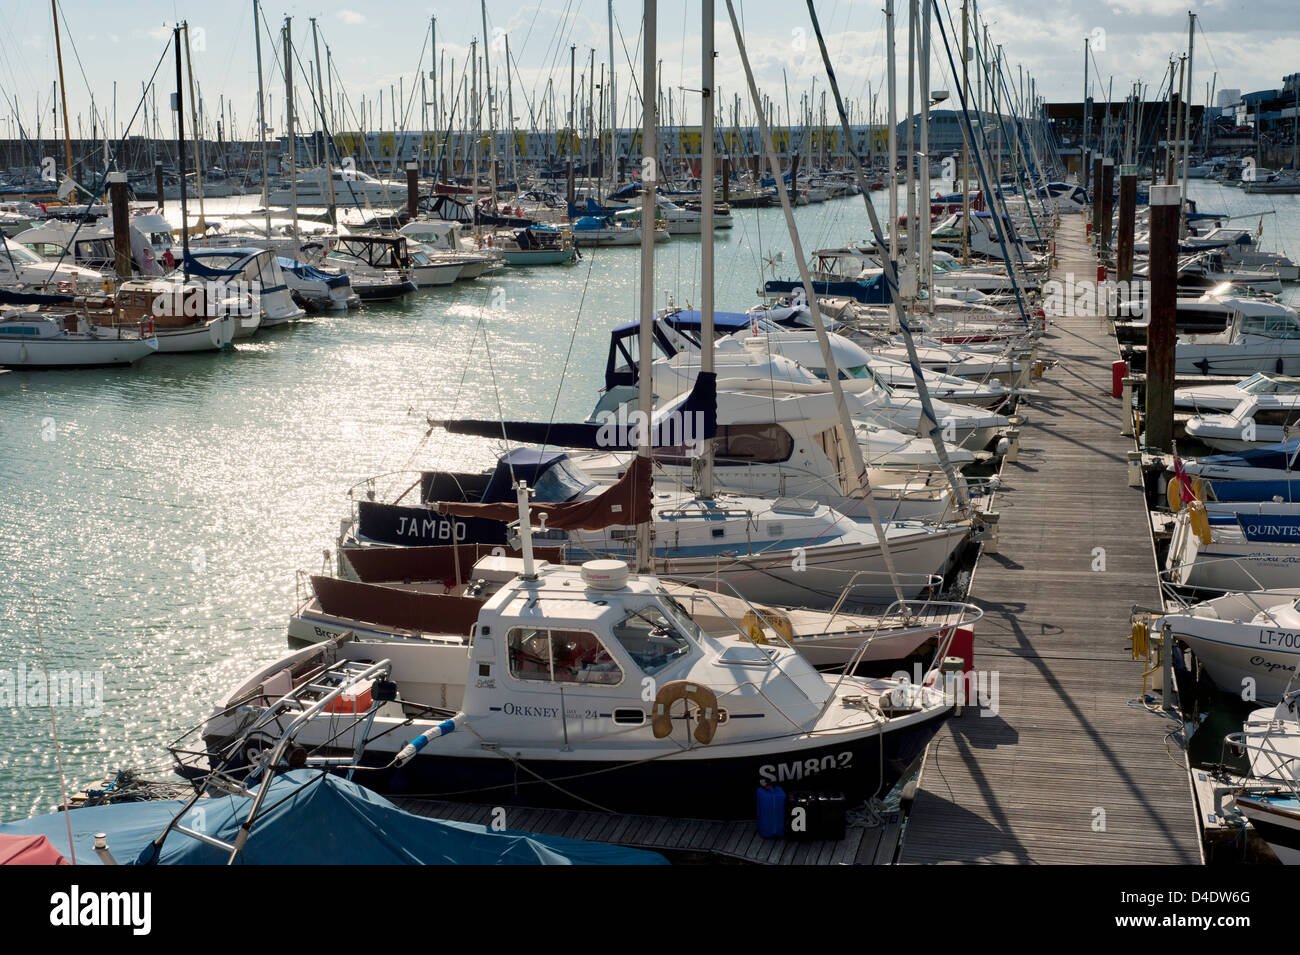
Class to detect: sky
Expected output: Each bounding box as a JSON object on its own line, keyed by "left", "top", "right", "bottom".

{"left": 0, "top": 0, "right": 1295, "bottom": 143}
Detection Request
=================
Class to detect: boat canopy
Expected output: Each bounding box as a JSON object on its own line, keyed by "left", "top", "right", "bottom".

{"left": 277, "top": 256, "right": 350, "bottom": 288}
{"left": 0, "top": 770, "right": 666, "bottom": 865}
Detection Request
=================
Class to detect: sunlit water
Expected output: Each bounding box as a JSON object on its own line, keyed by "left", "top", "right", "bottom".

{"left": 3, "top": 181, "right": 1298, "bottom": 819}
{"left": 0, "top": 190, "right": 903, "bottom": 818}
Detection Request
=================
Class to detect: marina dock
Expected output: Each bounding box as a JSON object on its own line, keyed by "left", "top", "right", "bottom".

{"left": 898, "top": 213, "right": 1203, "bottom": 864}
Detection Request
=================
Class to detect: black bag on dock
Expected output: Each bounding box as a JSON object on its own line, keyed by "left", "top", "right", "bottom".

{"left": 786, "top": 791, "right": 847, "bottom": 840}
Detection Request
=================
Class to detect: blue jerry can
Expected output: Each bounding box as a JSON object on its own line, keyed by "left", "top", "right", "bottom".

{"left": 756, "top": 784, "right": 786, "bottom": 838}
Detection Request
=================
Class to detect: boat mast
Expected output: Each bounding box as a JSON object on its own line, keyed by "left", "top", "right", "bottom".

{"left": 885, "top": 0, "right": 899, "bottom": 288}
{"left": 960, "top": 0, "right": 970, "bottom": 265}
{"left": 608, "top": 0, "right": 616, "bottom": 195}
{"left": 1178, "top": 12, "right": 1195, "bottom": 237}
{"left": 480, "top": 0, "right": 496, "bottom": 208}
{"left": 699, "top": 0, "right": 715, "bottom": 499}
{"left": 50, "top": 0, "right": 73, "bottom": 183}
{"left": 634, "top": 0, "right": 657, "bottom": 575}
{"left": 311, "top": 18, "right": 337, "bottom": 226}
{"left": 284, "top": 18, "right": 298, "bottom": 237}
{"left": 505, "top": 33, "right": 517, "bottom": 191}
{"left": 174, "top": 26, "right": 189, "bottom": 281}
{"left": 183, "top": 24, "right": 206, "bottom": 229}
{"left": 253, "top": 0, "right": 271, "bottom": 236}
{"left": 919, "top": 0, "right": 933, "bottom": 314}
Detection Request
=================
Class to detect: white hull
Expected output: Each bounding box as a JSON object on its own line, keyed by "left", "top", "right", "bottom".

{"left": 0, "top": 335, "right": 156, "bottom": 368}
{"left": 411, "top": 262, "right": 465, "bottom": 287}
{"left": 153, "top": 317, "right": 237, "bottom": 352}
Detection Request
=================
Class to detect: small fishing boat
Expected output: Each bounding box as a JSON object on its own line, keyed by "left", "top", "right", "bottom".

{"left": 571, "top": 214, "right": 666, "bottom": 247}
{"left": 186, "top": 547, "right": 956, "bottom": 818}
{"left": 493, "top": 226, "right": 577, "bottom": 266}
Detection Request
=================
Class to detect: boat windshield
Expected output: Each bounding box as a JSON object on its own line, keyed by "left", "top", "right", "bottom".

{"left": 3, "top": 242, "right": 46, "bottom": 265}
{"left": 533, "top": 456, "right": 594, "bottom": 503}
{"left": 1242, "top": 372, "right": 1300, "bottom": 394}
{"left": 611, "top": 605, "right": 693, "bottom": 675}
{"left": 1240, "top": 310, "right": 1300, "bottom": 340}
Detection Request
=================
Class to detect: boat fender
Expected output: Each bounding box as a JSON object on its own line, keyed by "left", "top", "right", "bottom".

{"left": 741, "top": 609, "right": 794, "bottom": 646}
{"left": 1189, "top": 501, "right": 1212, "bottom": 546}
{"left": 140, "top": 317, "right": 155, "bottom": 339}
{"left": 394, "top": 717, "right": 459, "bottom": 767}
{"left": 651, "top": 680, "right": 720, "bottom": 744}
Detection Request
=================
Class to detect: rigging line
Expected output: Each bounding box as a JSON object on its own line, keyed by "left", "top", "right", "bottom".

{"left": 538, "top": 234, "right": 602, "bottom": 459}
{"left": 37, "top": 37, "right": 172, "bottom": 292}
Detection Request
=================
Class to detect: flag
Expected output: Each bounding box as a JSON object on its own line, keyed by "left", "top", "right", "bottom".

{"left": 1172, "top": 456, "right": 1197, "bottom": 504}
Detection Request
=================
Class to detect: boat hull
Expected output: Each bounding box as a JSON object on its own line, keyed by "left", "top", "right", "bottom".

{"left": 0, "top": 337, "right": 156, "bottom": 368}
{"left": 205, "top": 707, "right": 950, "bottom": 819}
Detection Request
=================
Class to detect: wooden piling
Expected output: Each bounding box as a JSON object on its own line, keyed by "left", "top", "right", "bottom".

{"left": 1145, "top": 183, "right": 1181, "bottom": 452}
{"left": 1100, "top": 157, "right": 1115, "bottom": 251}
{"left": 108, "top": 171, "right": 131, "bottom": 281}
{"left": 406, "top": 161, "right": 418, "bottom": 222}
{"left": 1116, "top": 165, "right": 1137, "bottom": 284}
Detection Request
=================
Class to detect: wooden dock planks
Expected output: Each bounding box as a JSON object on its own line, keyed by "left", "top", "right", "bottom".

{"left": 897, "top": 211, "right": 1203, "bottom": 865}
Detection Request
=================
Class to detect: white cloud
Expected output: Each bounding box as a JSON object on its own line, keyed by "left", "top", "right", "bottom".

{"left": 337, "top": 10, "right": 366, "bottom": 26}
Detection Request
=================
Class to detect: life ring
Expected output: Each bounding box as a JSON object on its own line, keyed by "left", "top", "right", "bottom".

{"left": 650, "top": 680, "right": 720, "bottom": 744}
{"left": 740, "top": 609, "right": 794, "bottom": 646}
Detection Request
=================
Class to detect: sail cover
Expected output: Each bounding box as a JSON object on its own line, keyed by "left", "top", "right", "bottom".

{"left": 432, "top": 454, "right": 652, "bottom": 531}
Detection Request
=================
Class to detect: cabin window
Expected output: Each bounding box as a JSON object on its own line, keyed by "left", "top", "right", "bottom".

{"left": 656, "top": 423, "right": 795, "bottom": 465}
{"left": 1248, "top": 408, "right": 1300, "bottom": 427}
{"left": 611, "top": 607, "right": 692, "bottom": 675}
{"left": 506, "top": 627, "right": 622, "bottom": 685}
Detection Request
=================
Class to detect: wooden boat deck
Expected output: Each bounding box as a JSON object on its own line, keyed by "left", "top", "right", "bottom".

{"left": 897, "top": 212, "right": 1204, "bottom": 864}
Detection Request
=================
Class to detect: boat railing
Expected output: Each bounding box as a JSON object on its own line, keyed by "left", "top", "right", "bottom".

{"left": 153, "top": 652, "right": 393, "bottom": 865}
{"left": 1158, "top": 552, "right": 1278, "bottom": 606}
{"left": 1221, "top": 728, "right": 1300, "bottom": 801}
{"left": 658, "top": 572, "right": 981, "bottom": 716}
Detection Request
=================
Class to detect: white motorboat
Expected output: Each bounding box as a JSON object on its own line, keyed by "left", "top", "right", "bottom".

{"left": 1175, "top": 372, "right": 1300, "bottom": 413}
{"left": 397, "top": 221, "right": 500, "bottom": 279}
{"left": 267, "top": 166, "right": 408, "bottom": 207}
{"left": 0, "top": 232, "right": 110, "bottom": 292}
{"left": 183, "top": 247, "right": 306, "bottom": 327}
{"left": 1158, "top": 590, "right": 1300, "bottom": 701}
{"left": 1184, "top": 394, "right": 1300, "bottom": 450}
{"left": 1175, "top": 293, "right": 1300, "bottom": 377}
{"left": 188, "top": 553, "right": 956, "bottom": 818}
{"left": 276, "top": 256, "right": 358, "bottom": 311}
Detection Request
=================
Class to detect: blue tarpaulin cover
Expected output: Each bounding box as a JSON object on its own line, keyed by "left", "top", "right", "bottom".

{"left": 0, "top": 770, "right": 667, "bottom": 865}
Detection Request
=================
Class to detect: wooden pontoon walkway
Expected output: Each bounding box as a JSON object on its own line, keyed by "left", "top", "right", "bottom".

{"left": 898, "top": 212, "right": 1202, "bottom": 864}
{"left": 392, "top": 796, "right": 906, "bottom": 864}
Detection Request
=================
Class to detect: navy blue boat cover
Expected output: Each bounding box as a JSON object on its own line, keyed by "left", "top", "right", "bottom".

{"left": 0, "top": 770, "right": 667, "bottom": 865}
